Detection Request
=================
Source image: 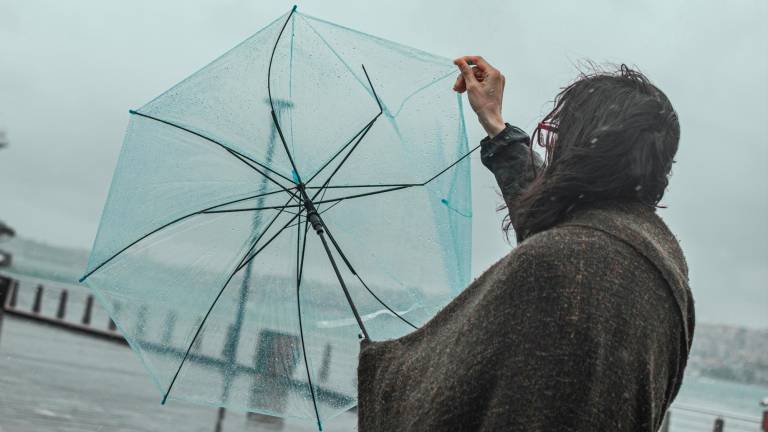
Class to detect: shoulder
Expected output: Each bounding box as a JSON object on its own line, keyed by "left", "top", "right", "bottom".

{"left": 505, "top": 223, "right": 639, "bottom": 277}
{"left": 487, "top": 224, "right": 668, "bottom": 320}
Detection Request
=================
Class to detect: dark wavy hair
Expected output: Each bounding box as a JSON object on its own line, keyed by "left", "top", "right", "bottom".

{"left": 510, "top": 64, "right": 680, "bottom": 239}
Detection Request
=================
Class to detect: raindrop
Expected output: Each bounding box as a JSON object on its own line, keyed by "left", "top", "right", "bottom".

{"left": 589, "top": 137, "right": 598, "bottom": 144}
{"left": 635, "top": 185, "right": 643, "bottom": 191}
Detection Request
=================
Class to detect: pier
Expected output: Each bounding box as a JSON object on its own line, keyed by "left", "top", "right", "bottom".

{"left": 0, "top": 273, "right": 357, "bottom": 431}
{"left": 1, "top": 273, "right": 765, "bottom": 432}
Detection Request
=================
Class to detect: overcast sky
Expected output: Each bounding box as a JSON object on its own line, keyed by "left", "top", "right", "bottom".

{"left": 0, "top": 0, "right": 766, "bottom": 328}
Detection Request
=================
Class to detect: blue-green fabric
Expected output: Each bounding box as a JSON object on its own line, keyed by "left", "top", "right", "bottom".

{"left": 82, "top": 8, "right": 471, "bottom": 428}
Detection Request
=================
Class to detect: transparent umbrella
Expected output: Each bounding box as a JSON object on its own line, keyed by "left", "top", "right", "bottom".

{"left": 80, "top": 6, "right": 474, "bottom": 429}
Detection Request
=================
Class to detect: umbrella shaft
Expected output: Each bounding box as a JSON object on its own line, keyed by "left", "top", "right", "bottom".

{"left": 317, "top": 229, "right": 370, "bottom": 341}
{"left": 298, "top": 184, "right": 369, "bottom": 339}
{"left": 298, "top": 185, "right": 324, "bottom": 234}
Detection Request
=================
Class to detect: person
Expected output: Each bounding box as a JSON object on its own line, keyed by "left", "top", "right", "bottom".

{"left": 357, "top": 56, "right": 695, "bottom": 431}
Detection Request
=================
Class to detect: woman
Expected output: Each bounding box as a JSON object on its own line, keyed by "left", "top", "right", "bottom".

{"left": 357, "top": 57, "right": 695, "bottom": 431}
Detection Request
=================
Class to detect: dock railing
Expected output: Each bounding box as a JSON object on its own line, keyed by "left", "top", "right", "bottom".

{"left": 1, "top": 273, "right": 766, "bottom": 432}
{"left": 0, "top": 273, "right": 350, "bottom": 431}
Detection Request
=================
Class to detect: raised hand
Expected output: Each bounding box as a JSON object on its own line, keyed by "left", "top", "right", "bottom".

{"left": 453, "top": 56, "right": 506, "bottom": 138}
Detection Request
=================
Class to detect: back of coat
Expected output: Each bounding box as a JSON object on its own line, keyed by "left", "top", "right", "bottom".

{"left": 357, "top": 201, "right": 695, "bottom": 432}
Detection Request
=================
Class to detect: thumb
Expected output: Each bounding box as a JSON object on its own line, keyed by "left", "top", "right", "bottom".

{"left": 454, "top": 59, "right": 477, "bottom": 86}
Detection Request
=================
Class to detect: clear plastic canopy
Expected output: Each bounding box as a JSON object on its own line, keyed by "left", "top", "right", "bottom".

{"left": 82, "top": 7, "right": 472, "bottom": 429}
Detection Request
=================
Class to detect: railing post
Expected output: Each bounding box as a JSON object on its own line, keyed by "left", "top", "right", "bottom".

{"left": 8, "top": 279, "right": 18, "bottom": 308}
{"left": 0, "top": 275, "right": 12, "bottom": 346}
{"left": 56, "top": 289, "right": 68, "bottom": 320}
{"left": 161, "top": 311, "right": 176, "bottom": 345}
{"left": 713, "top": 417, "right": 724, "bottom": 432}
{"left": 32, "top": 284, "right": 43, "bottom": 314}
{"left": 81, "top": 294, "right": 93, "bottom": 325}
{"left": 214, "top": 407, "right": 226, "bottom": 432}
{"left": 319, "top": 343, "right": 332, "bottom": 383}
{"left": 108, "top": 302, "right": 121, "bottom": 331}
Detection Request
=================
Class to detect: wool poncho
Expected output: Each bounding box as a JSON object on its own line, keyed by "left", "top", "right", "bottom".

{"left": 357, "top": 125, "right": 694, "bottom": 432}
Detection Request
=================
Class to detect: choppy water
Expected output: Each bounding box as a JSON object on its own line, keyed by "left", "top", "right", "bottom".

{"left": 1, "top": 275, "right": 765, "bottom": 432}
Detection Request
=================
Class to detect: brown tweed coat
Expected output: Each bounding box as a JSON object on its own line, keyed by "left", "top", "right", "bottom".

{"left": 357, "top": 125, "right": 695, "bottom": 432}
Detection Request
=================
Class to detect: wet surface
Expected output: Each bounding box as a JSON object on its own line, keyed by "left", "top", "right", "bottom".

{"left": 0, "top": 316, "right": 357, "bottom": 432}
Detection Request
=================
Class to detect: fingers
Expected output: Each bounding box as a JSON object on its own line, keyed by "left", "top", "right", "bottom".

{"left": 453, "top": 74, "right": 466, "bottom": 93}
{"left": 453, "top": 55, "right": 505, "bottom": 94}
{"left": 465, "top": 55, "right": 493, "bottom": 71}
{"left": 455, "top": 56, "right": 492, "bottom": 72}
{"left": 453, "top": 58, "right": 478, "bottom": 88}
{"left": 455, "top": 55, "right": 501, "bottom": 80}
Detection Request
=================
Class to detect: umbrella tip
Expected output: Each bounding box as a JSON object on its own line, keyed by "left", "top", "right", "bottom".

{"left": 161, "top": 394, "right": 168, "bottom": 405}
{"left": 291, "top": 4, "right": 297, "bottom": 12}
{"left": 128, "top": 109, "right": 138, "bottom": 115}
{"left": 78, "top": 275, "right": 86, "bottom": 283}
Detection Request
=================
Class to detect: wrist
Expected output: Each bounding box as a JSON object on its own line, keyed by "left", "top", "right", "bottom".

{"left": 477, "top": 109, "right": 506, "bottom": 138}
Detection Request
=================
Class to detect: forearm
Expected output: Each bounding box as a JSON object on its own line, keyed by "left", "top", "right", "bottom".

{"left": 480, "top": 124, "right": 543, "bottom": 240}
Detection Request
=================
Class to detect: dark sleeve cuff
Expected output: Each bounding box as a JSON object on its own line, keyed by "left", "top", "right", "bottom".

{"left": 480, "top": 123, "right": 531, "bottom": 170}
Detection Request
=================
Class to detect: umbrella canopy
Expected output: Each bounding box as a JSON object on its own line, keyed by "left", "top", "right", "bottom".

{"left": 81, "top": 6, "right": 473, "bottom": 428}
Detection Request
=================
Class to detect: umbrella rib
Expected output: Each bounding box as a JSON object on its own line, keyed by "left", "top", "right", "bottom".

{"left": 162, "top": 192, "right": 300, "bottom": 404}
{"left": 361, "top": 64, "right": 384, "bottom": 113}
{"left": 303, "top": 143, "right": 482, "bottom": 206}
{"left": 267, "top": 6, "right": 303, "bottom": 184}
{"left": 285, "top": 199, "right": 341, "bottom": 230}
{"left": 421, "top": 143, "right": 481, "bottom": 186}
{"left": 222, "top": 147, "right": 296, "bottom": 194}
{"left": 303, "top": 116, "right": 377, "bottom": 186}
{"left": 211, "top": 185, "right": 415, "bottom": 215}
{"left": 309, "top": 117, "right": 378, "bottom": 202}
{"left": 202, "top": 202, "right": 304, "bottom": 214}
{"left": 207, "top": 139, "right": 475, "bottom": 219}
{"left": 79, "top": 188, "right": 295, "bottom": 282}
{"left": 304, "top": 64, "right": 384, "bottom": 187}
{"left": 308, "top": 65, "right": 383, "bottom": 202}
{"left": 129, "top": 110, "right": 296, "bottom": 188}
{"left": 234, "top": 208, "right": 301, "bottom": 274}
{"left": 317, "top": 199, "right": 342, "bottom": 215}
{"left": 295, "top": 209, "right": 322, "bottom": 430}
{"left": 234, "top": 191, "right": 301, "bottom": 278}
{"left": 321, "top": 223, "right": 418, "bottom": 330}
{"left": 315, "top": 185, "right": 413, "bottom": 204}
{"left": 304, "top": 184, "right": 419, "bottom": 189}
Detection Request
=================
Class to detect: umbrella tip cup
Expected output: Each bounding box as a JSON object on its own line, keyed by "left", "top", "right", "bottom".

{"left": 292, "top": 4, "right": 297, "bottom": 12}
